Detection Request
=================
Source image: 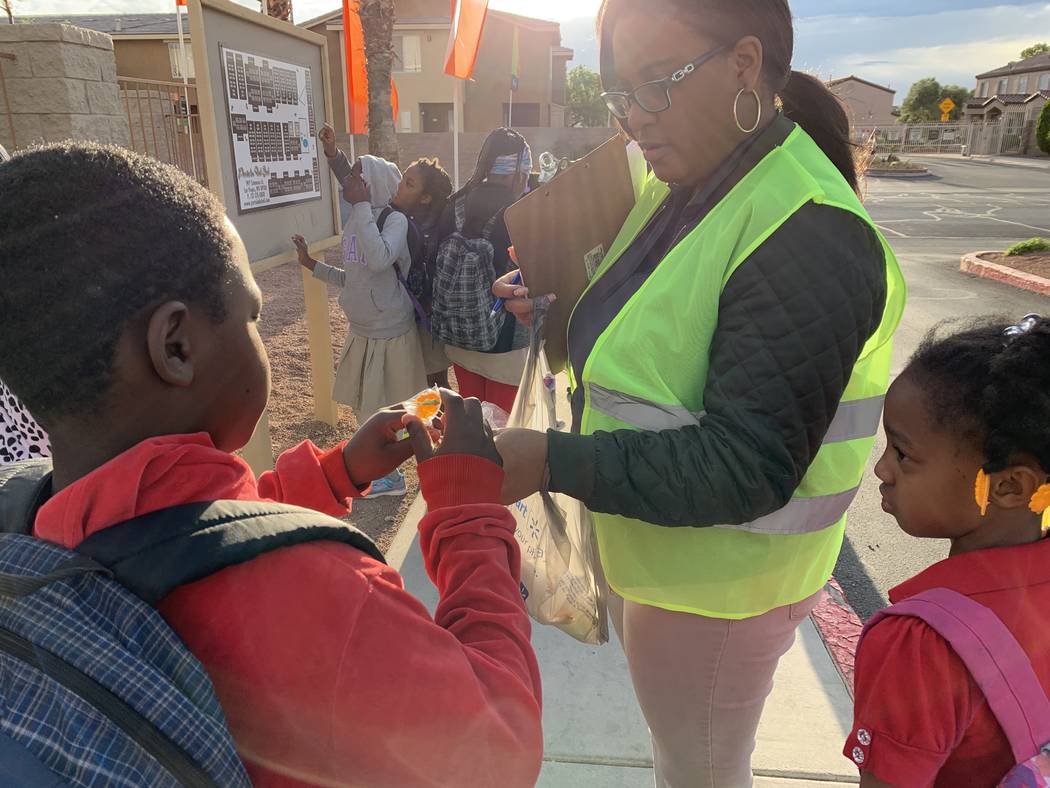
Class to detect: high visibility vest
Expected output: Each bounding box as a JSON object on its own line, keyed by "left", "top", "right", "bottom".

{"left": 568, "top": 124, "right": 906, "bottom": 619}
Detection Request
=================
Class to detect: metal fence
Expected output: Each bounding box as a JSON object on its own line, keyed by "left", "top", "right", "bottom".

{"left": 118, "top": 77, "right": 206, "bottom": 186}
{"left": 854, "top": 114, "right": 1038, "bottom": 157}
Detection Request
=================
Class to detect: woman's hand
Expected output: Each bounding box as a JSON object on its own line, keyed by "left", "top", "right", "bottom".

{"left": 292, "top": 234, "right": 317, "bottom": 272}
{"left": 344, "top": 407, "right": 415, "bottom": 488}
{"left": 319, "top": 123, "right": 338, "bottom": 158}
{"left": 492, "top": 270, "right": 556, "bottom": 327}
{"left": 342, "top": 173, "right": 371, "bottom": 206}
{"left": 494, "top": 428, "right": 549, "bottom": 504}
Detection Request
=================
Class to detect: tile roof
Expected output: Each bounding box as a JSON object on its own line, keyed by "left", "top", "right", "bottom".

{"left": 976, "top": 52, "right": 1050, "bottom": 80}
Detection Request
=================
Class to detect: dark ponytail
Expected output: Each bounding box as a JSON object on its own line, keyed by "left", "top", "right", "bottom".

{"left": 780, "top": 70, "right": 860, "bottom": 192}
{"left": 599, "top": 0, "right": 863, "bottom": 193}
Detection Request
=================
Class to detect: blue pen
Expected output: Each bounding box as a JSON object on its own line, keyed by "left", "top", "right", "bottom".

{"left": 490, "top": 271, "right": 523, "bottom": 319}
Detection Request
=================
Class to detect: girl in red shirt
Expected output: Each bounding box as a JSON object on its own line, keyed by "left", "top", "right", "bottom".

{"left": 845, "top": 315, "right": 1050, "bottom": 787}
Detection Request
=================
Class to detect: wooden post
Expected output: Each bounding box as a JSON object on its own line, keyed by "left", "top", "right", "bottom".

{"left": 241, "top": 409, "right": 275, "bottom": 473}
{"left": 302, "top": 264, "right": 338, "bottom": 426}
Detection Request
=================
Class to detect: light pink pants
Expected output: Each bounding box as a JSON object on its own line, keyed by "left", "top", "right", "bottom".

{"left": 608, "top": 589, "right": 821, "bottom": 788}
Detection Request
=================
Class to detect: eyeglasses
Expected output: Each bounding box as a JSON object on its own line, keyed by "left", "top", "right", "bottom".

{"left": 601, "top": 46, "right": 727, "bottom": 120}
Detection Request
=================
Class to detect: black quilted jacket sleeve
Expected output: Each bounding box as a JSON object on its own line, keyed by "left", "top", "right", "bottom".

{"left": 547, "top": 203, "right": 888, "bottom": 527}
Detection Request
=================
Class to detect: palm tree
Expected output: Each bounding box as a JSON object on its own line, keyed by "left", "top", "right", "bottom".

{"left": 264, "top": 0, "right": 292, "bottom": 23}
{"left": 359, "top": 0, "right": 399, "bottom": 163}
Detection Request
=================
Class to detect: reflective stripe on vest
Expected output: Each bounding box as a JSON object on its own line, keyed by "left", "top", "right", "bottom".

{"left": 589, "top": 384, "right": 883, "bottom": 534}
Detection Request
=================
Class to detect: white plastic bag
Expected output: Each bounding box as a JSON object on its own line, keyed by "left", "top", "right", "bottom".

{"left": 507, "top": 308, "right": 608, "bottom": 645}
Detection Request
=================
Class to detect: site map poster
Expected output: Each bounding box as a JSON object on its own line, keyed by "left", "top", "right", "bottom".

{"left": 220, "top": 45, "right": 321, "bottom": 213}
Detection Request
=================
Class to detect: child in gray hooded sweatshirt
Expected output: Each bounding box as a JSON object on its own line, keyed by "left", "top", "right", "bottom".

{"left": 294, "top": 150, "right": 427, "bottom": 497}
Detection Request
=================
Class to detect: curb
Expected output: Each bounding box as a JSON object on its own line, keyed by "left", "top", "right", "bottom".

{"left": 386, "top": 492, "right": 425, "bottom": 571}
{"left": 865, "top": 169, "right": 930, "bottom": 179}
{"left": 966, "top": 156, "right": 1050, "bottom": 172}
{"left": 961, "top": 252, "right": 1050, "bottom": 297}
{"left": 810, "top": 578, "right": 863, "bottom": 698}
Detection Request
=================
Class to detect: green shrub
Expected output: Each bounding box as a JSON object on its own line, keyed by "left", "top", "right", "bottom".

{"left": 1038, "top": 102, "right": 1050, "bottom": 156}
{"left": 1006, "top": 237, "right": 1050, "bottom": 256}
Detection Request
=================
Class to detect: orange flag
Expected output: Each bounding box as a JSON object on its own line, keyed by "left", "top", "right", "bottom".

{"left": 444, "top": 0, "right": 489, "bottom": 80}
{"left": 342, "top": 0, "right": 399, "bottom": 135}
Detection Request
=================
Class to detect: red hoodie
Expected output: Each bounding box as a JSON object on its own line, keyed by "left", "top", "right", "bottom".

{"left": 32, "top": 434, "right": 543, "bottom": 787}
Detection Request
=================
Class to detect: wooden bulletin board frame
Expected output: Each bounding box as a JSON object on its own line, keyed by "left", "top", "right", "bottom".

{"left": 188, "top": 0, "right": 343, "bottom": 472}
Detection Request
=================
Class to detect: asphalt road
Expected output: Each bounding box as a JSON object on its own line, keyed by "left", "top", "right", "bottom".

{"left": 835, "top": 156, "right": 1050, "bottom": 620}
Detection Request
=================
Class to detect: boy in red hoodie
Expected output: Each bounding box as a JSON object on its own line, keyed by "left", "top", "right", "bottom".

{"left": 0, "top": 143, "right": 542, "bottom": 787}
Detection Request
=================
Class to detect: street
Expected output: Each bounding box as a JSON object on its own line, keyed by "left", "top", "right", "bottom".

{"left": 836, "top": 156, "right": 1050, "bottom": 619}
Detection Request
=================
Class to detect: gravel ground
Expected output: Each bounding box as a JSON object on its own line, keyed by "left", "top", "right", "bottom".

{"left": 254, "top": 258, "right": 419, "bottom": 552}
{"left": 982, "top": 251, "right": 1050, "bottom": 280}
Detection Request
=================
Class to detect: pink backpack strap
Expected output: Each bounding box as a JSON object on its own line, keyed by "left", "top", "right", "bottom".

{"left": 861, "top": 587, "right": 1050, "bottom": 764}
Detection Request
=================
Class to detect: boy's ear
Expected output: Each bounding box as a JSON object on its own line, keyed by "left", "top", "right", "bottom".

{"left": 421, "top": 193, "right": 433, "bottom": 206}
{"left": 146, "top": 301, "right": 195, "bottom": 388}
{"left": 990, "top": 464, "right": 1046, "bottom": 511}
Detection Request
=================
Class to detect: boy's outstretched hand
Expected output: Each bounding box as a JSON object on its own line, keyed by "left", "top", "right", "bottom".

{"left": 344, "top": 408, "right": 415, "bottom": 489}
{"left": 319, "top": 123, "right": 338, "bottom": 158}
{"left": 403, "top": 389, "right": 502, "bottom": 466}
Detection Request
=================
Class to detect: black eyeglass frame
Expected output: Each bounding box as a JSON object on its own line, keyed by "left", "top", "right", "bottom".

{"left": 600, "top": 45, "right": 728, "bottom": 120}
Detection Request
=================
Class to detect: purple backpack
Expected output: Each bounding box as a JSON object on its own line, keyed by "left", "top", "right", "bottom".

{"left": 862, "top": 588, "right": 1050, "bottom": 787}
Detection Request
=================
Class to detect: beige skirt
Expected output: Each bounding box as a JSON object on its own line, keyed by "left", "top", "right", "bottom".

{"left": 333, "top": 325, "right": 427, "bottom": 421}
{"left": 418, "top": 325, "right": 451, "bottom": 376}
{"left": 445, "top": 345, "right": 529, "bottom": 386}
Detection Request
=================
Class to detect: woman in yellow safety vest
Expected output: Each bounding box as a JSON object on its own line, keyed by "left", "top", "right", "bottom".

{"left": 494, "top": 0, "right": 906, "bottom": 785}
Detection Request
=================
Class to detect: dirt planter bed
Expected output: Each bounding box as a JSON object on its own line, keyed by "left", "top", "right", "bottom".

{"left": 254, "top": 260, "right": 421, "bottom": 551}
{"left": 960, "top": 251, "right": 1050, "bottom": 297}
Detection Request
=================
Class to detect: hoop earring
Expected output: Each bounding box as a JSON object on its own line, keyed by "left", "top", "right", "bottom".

{"left": 733, "top": 88, "right": 762, "bottom": 134}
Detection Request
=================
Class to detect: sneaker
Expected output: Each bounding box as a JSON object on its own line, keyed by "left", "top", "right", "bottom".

{"left": 366, "top": 471, "right": 407, "bottom": 498}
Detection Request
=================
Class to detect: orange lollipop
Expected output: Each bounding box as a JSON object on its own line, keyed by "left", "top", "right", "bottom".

{"left": 404, "top": 387, "right": 442, "bottom": 424}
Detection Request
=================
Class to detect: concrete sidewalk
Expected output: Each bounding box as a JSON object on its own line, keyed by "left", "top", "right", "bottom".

{"left": 392, "top": 495, "right": 859, "bottom": 787}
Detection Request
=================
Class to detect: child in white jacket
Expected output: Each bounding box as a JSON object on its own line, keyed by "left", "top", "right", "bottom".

{"left": 295, "top": 152, "right": 426, "bottom": 497}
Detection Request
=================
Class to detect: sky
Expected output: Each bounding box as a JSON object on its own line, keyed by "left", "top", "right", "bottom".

{"left": 11, "top": 0, "right": 1050, "bottom": 94}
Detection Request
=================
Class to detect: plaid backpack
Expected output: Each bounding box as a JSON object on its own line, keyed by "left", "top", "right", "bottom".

{"left": 429, "top": 205, "right": 506, "bottom": 353}
{"left": 859, "top": 588, "right": 1050, "bottom": 787}
{"left": 0, "top": 459, "right": 385, "bottom": 786}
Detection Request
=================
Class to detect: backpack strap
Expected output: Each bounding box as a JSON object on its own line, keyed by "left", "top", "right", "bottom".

{"left": 75, "top": 500, "right": 386, "bottom": 605}
{"left": 0, "top": 459, "right": 54, "bottom": 536}
{"left": 862, "top": 587, "right": 1050, "bottom": 763}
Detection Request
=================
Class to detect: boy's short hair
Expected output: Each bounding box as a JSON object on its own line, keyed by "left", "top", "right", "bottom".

{"left": 0, "top": 142, "right": 234, "bottom": 426}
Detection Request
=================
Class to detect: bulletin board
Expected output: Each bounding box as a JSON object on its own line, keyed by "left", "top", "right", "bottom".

{"left": 188, "top": 0, "right": 340, "bottom": 267}
{"left": 187, "top": 0, "right": 343, "bottom": 473}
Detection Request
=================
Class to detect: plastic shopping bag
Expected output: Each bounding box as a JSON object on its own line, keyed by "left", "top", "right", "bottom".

{"left": 507, "top": 307, "right": 609, "bottom": 645}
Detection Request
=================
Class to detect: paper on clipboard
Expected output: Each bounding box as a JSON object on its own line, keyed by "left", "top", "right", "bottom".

{"left": 504, "top": 135, "right": 637, "bottom": 373}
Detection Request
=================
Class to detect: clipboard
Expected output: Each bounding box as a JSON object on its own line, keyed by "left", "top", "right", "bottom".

{"left": 504, "top": 135, "right": 636, "bottom": 373}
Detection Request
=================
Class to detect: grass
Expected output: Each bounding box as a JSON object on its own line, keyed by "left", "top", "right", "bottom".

{"left": 1006, "top": 237, "right": 1050, "bottom": 257}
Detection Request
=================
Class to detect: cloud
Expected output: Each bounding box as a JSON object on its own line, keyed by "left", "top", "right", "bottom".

{"left": 793, "top": 3, "right": 1050, "bottom": 92}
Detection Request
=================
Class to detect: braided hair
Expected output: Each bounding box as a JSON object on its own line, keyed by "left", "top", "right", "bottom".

{"left": 905, "top": 316, "right": 1050, "bottom": 475}
{"left": 451, "top": 127, "right": 529, "bottom": 203}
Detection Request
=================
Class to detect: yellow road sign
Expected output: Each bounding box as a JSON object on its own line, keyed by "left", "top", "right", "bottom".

{"left": 941, "top": 112, "right": 951, "bottom": 123}
{"left": 939, "top": 97, "right": 956, "bottom": 114}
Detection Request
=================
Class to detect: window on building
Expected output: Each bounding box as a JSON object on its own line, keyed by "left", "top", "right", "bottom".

{"left": 504, "top": 102, "right": 541, "bottom": 127}
{"left": 1018, "top": 75, "right": 1028, "bottom": 93}
{"left": 1041, "top": 73, "right": 1050, "bottom": 91}
{"left": 978, "top": 82, "right": 987, "bottom": 97}
{"left": 998, "top": 78, "right": 1008, "bottom": 94}
{"left": 168, "top": 42, "right": 195, "bottom": 79}
{"left": 393, "top": 35, "right": 423, "bottom": 73}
